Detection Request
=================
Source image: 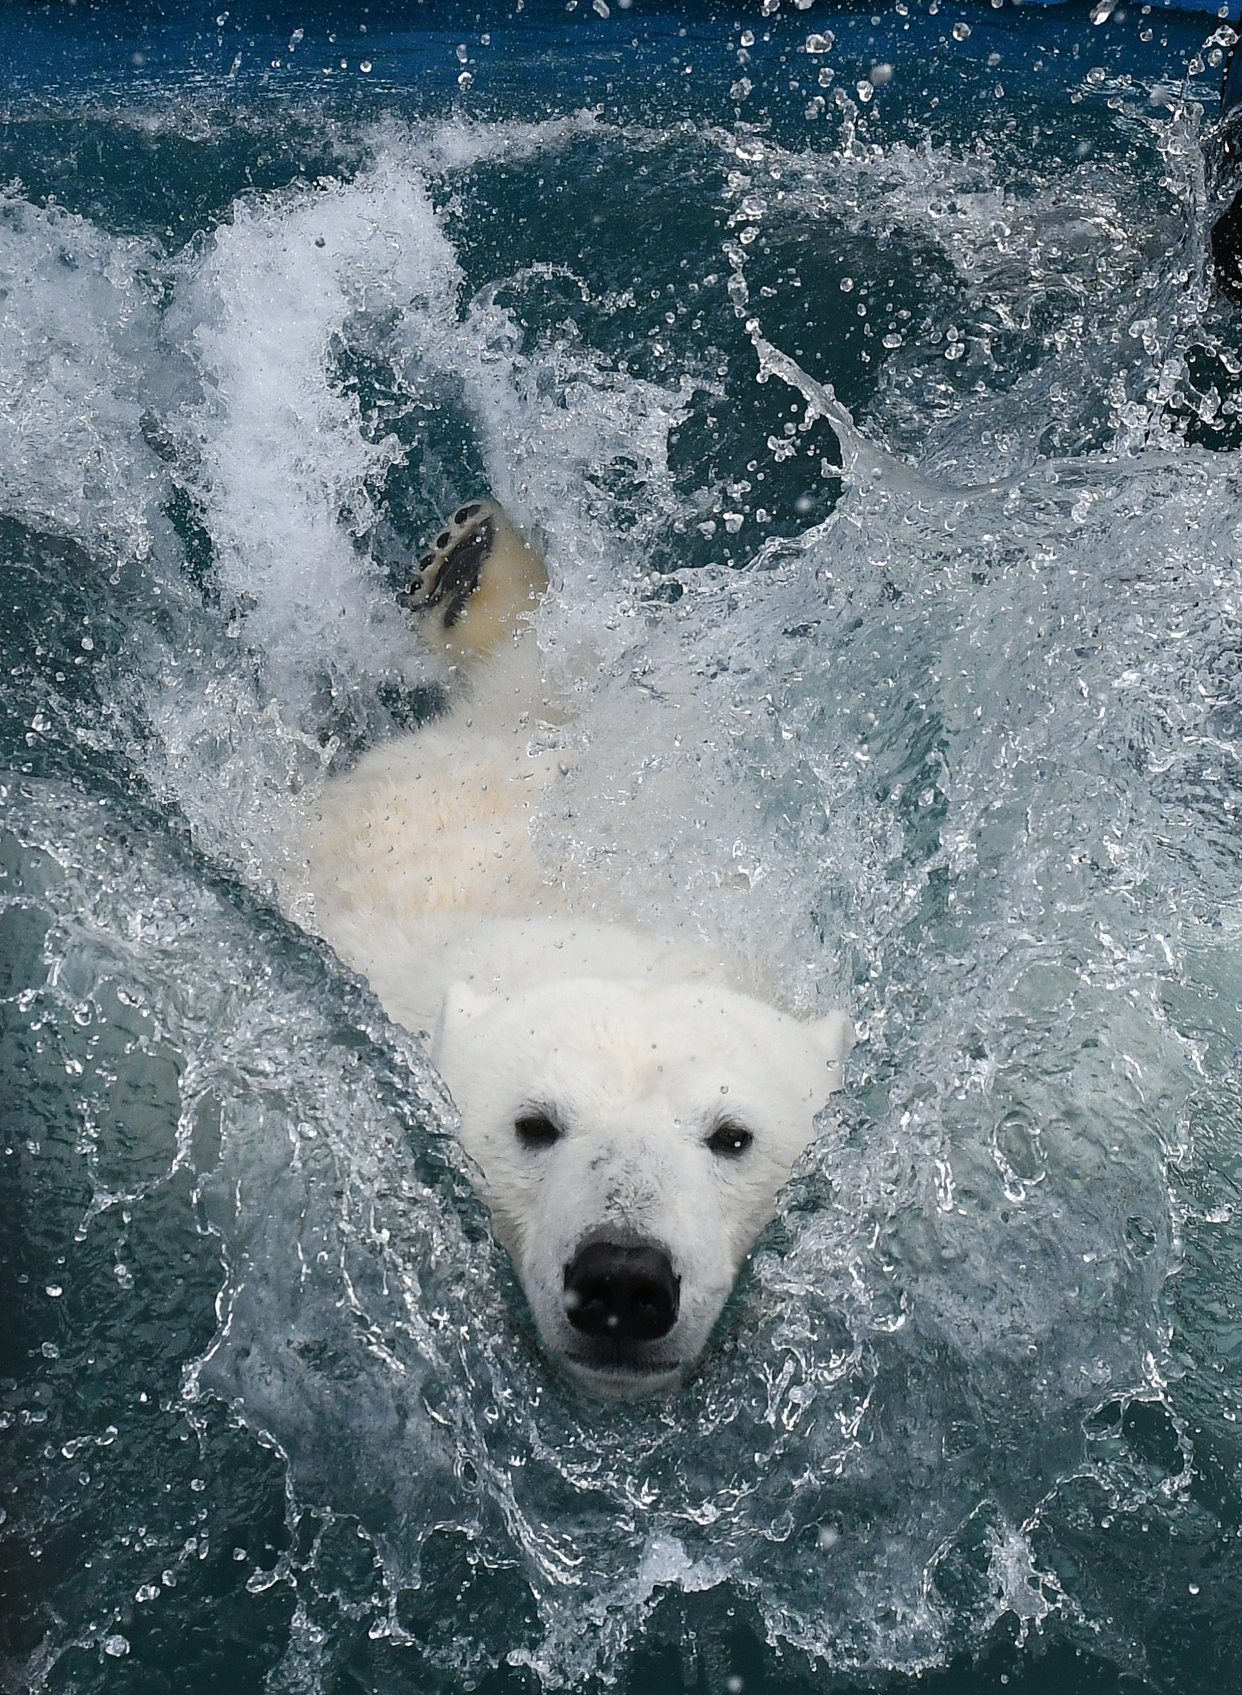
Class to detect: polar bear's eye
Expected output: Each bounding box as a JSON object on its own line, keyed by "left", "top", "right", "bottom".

{"left": 515, "top": 1112, "right": 562, "bottom": 1150}
{"left": 705, "top": 1120, "right": 754, "bottom": 1158}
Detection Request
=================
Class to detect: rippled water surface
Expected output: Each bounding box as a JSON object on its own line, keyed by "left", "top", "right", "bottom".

{"left": 6, "top": 2, "right": 1242, "bottom": 1691}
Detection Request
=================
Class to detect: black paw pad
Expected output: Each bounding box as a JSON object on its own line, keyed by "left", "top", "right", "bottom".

{"left": 408, "top": 503, "right": 497, "bottom": 631}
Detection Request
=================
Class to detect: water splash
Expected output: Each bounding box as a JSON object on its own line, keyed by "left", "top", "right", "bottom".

{"left": 4, "top": 39, "right": 1242, "bottom": 1695}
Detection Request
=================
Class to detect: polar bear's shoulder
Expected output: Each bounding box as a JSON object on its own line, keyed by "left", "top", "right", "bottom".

{"left": 299, "top": 689, "right": 567, "bottom": 977}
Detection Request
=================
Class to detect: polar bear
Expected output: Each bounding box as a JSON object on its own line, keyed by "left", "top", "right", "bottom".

{"left": 296, "top": 501, "right": 853, "bottom": 1398}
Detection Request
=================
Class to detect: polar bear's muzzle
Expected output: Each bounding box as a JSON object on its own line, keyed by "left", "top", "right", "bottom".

{"left": 563, "top": 1241, "right": 681, "bottom": 1345}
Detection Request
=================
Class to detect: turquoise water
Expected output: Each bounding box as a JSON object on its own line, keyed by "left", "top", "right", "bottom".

{"left": 5, "top": 2, "right": 1242, "bottom": 1690}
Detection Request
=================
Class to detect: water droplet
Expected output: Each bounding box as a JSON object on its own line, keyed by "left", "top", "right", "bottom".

{"left": 952, "top": 21, "right": 972, "bottom": 39}
{"left": 103, "top": 1635, "right": 130, "bottom": 1658}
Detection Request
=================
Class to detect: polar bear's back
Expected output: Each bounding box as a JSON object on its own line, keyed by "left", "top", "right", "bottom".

{"left": 302, "top": 706, "right": 564, "bottom": 961}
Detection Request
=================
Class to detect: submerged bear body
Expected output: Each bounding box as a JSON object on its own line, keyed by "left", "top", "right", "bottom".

{"left": 295, "top": 501, "right": 852, "bottom": 1397}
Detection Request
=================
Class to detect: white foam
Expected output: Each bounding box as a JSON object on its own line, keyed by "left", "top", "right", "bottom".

{"left": 0, "top": 191, "right": 164, "bottom": 558}
{"left": 166, "top": 153, "right": 459, "bottom": 688}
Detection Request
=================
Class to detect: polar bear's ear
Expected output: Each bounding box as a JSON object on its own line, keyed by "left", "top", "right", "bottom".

{"left": 811, "top": 1010, "right": 855, "bottom": 1087}
{"left": 815, "top": 1010, "right": 855, "bottom": 1059}
{"left": 431, "top": 981, "right": 494, "bottom": 1066}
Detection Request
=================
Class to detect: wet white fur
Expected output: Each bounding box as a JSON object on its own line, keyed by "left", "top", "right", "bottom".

{"left": 295, "top": 507, "right": 852, "bottom": 1396}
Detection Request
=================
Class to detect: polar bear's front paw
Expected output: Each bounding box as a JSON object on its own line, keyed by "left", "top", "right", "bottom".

{"left": 407, "top": 499, "right": 548, "bottom": 661}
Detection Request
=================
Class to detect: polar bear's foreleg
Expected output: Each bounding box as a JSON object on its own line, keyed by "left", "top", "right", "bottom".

{"left": 407, "top": 500, "right": 548, "bottom": 664}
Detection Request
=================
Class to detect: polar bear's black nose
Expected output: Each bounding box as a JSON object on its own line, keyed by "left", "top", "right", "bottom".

{"left": 563, "top": 1243, "right": 680, "bottom": 1343}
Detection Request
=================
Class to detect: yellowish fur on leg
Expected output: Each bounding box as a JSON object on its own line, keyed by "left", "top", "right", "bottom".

{"left": 408, "top": 499, "right": 548, "bottom": 662}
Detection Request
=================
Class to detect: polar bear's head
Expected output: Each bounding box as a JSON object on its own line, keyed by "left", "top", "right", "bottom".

{"left": 433, "top": 977, "right": 852, "bottom": 1399}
